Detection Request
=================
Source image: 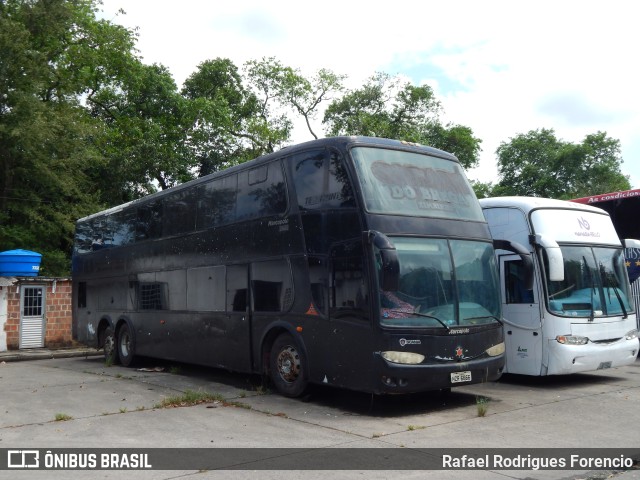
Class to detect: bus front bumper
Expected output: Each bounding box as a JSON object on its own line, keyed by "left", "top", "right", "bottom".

{"left": 373, "top": 353, "right": 505, "bottom": 394}
{"left": 546, "top": 337, "right": 639, "bottom": 375}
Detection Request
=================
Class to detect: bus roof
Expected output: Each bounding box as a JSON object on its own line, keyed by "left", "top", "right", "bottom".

{"left": 479, "top": 196, "right": 608, "bottom": 215}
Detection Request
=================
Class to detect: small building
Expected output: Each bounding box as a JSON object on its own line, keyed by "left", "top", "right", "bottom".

{"left": 0, "top": 276, "right": 73, "bottom": 351}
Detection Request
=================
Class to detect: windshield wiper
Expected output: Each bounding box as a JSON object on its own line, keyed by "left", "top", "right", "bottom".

{"left": 464, "top": 315, "right": 503, "bottom": 326}
{"left": 384, "top": 310, "right": 450, "bottom": 330}
{"left": 599, "top": 261, "right": 628, "bottom": 319}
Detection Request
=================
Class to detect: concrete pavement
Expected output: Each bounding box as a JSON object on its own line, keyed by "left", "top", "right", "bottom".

{"left": 0, "top": 350, "right": 639, "bottom": 479}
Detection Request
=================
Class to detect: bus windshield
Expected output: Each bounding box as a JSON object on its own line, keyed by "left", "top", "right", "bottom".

{"left": 379, "top": 237, "right": 501, "bottom": 328}
{"left": 351, "top": 146, "right": 484, "bottom": 221}
{"left": 545, "top": 246, "right": 635, "bottom": 317}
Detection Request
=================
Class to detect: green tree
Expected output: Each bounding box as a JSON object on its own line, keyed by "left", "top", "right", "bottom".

{"left": 493, "top": 129, "right": 630, "bottom": 199}
{"left": 323, "top": 72, "right": 482, "bottom": 169}
{"left": 183, "top": 58, "right": 283, "bottom": 176}
{"left": 471, "top": 180, "right": 494, "bottom": 199}
{"left": 0, "top": 0, "right": 139, "bottom": 274}
{"left": 245, "top": 57, "right": 345, "bottom": 140}
{"left": 90, "top": 61, "right": 194, "bottom": 200}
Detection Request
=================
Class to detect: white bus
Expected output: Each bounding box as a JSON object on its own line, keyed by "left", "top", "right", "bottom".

{"left": 479, "top": 196, "right": 639, "bottom": 376}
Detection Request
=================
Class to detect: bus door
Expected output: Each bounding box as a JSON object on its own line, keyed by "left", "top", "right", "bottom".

{"left": 501, "top": 255, "right": 543, "bottom": 375}
{"left": 328, "top": 240, "right": 373, "bottom": 390}
{"left": 222, "top": 264, "right": 253, "bottom": 372}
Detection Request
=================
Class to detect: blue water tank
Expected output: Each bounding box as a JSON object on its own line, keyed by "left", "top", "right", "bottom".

{"left": 0, "top": 249, "right": 42, "bottom": 277}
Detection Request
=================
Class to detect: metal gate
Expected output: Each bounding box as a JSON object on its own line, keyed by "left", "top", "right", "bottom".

{"left": 20, "top": 285, "right": 45, "bottom": 349}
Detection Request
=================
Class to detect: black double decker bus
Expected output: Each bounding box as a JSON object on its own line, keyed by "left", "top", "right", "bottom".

{"left": 73, "top": 136, "right": 521, "bottom": 396}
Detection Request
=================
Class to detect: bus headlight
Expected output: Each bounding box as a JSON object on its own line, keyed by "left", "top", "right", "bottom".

{"left": 556, "top": 335, "right": 589, "bottom": 345}
{"left": 485, "top": 342, "right": 505, "bottom": 357}
{"left": 381, "top": 351, "right": 425, "bottom": 364}
{"left": 625, "top": 329, "right": 638, "bottom": 340}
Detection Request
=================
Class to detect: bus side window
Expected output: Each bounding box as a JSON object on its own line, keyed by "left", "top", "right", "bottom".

{"left": 136, "top": 201, "right": 162, "bottom": 241}
{"left": 251, "top": 260, "right": 293, "bottom": 313}
{"left": 227, "top": 265, "right": 248, "bottom": 313}
{"left": 505, "top": 260, "right": 534, "bottom": 304}
{"left": 196, "top": 175, "right": 237, "bottom": 229}
{"left": 291, "top": 149, "right": 354, "bottom": 211}
{"left": 327, "top": 151, "right": 355, "bottom": 208}
{"left": 163, "top": 190, "right": 197, "bottom": 236}
{"left": 330, "top": 242, "right": 369, "bottom": 321}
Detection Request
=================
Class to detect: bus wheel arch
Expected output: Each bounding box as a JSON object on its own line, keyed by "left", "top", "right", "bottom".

{"left": 266, "top": 330, "right": 309, "bottom": 397}
{"left": 98, "top": 318, "right": 118, "bottom": 365}
{"left": 115, "top": 318, "right": 136, "bottom": 368}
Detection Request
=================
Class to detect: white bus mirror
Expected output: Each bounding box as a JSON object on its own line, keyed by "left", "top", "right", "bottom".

{"left": 534, "top": 234, "right": 564, "bottom": 282}
{"left": 545, "top": 247, "right": 564, "bottom": 282}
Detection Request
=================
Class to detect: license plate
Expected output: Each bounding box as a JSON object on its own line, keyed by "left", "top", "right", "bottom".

{"left": 451, "top": 371, "right": 472, "bottom": 383}
{"left": 597, "top": 362, "right": 612, "bottom": 370}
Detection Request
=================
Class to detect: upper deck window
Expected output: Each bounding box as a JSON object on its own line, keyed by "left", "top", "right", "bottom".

{"left": 291, "top": 149, "right": 355, "bottom": 211}
{"left": 351, "top": 147, "right": 483, "bottom": 221}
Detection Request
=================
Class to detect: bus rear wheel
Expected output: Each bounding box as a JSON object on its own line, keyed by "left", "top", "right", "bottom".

{"left": 117, "top": 323, "right": 136, "bottom": 367}
{"left": 269, "top": 333, "right": 308, "bottom": 397}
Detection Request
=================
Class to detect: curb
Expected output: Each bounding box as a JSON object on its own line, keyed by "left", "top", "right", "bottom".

{"left": 0, "top": 348, "right": 102, "bottom": 362}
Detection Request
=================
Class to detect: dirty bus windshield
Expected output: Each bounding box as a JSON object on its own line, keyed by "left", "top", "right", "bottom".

{"left": 351, "top": 147, "right": 485, "bottom": 221}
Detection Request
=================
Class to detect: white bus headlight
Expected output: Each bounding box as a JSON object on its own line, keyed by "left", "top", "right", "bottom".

{"left": 556, "top": 335, "right": 588, "bottom": 345}
{"left": 485, "top": 342, "right": 505, "bottom": 357}
{"left": 625, "top": 329, "right": 638, "bottom": 340}
{"left": 381, "top": 351, "right": 425, "bottom": 364}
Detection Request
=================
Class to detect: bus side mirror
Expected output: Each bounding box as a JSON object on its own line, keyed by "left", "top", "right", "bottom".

{"left": 493, "top": 239, "right": 534, "bottom": 290}
{"left": 533, "top": 234, "right": 564, "bottom": 282}
{"left": 366, "top": 231, "right": 400, "bottom": 292}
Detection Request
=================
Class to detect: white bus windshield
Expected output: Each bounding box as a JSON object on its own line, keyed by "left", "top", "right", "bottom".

{"left": 378, "top": 237, "right": 501, "bottom": 328}
{"left": 545, "top": 246, "right": 634, "bottom": 317}
{"left": 351, "top": 147, "right": 484, "bottom": 221}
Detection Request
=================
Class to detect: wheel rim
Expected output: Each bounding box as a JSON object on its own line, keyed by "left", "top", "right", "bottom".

{"left": 276, "top": 345, "right": 301, "bottom": 384}
{"left": 119, "top": 330, "right": 130, "bottom": 358}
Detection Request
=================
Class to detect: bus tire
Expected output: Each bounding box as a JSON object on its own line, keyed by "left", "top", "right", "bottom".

{"left": 269, "top": 333, "right": 308, "bottom": 397}
{"left": 117, "top": 323, "right": 136, "bottom": 367}
{"left": 102, "top": 326, "right": 118, "bottom": 365}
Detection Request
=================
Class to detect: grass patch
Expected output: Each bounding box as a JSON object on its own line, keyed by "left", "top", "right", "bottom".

{"left": 54, "top": 413, "right": 73, "bottom": 422}
{"left": 476, "top": 396, "right": 490, "bottom": 417}
{"left": 169, "top": 365, "right": 181, "bottom": 375}
{"left": 154, "top": 390, "right": 225, "bottom": 409}
{"left": 407, "top": 425, "right": 425, "bottom": 431}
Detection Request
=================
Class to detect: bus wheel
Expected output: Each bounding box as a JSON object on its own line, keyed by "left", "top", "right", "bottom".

{"left": 103, "top": 327, "right": 118, "bottom": 365}
{"left": 269, "top": 333, "right": 308, "bottom": 397}
{"left": 117, "top": 323, "right": 136, "bottom": 367}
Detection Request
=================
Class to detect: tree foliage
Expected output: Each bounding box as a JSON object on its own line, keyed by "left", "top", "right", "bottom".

{"left": 323, "top": 73, "right": 482, "bottom": 169}
{"left": 184, "top": 58, "right": 287, "bottom": 176}
{"left": 0, "top": 0, "right": 136, "bottom": 274}
{"left": 493, "top": 129, "right": 630, "bottom": 199}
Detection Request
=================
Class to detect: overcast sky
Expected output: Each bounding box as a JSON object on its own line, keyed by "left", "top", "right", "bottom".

{"left": 99, "top": 0, "right": 640, "bottom": 190}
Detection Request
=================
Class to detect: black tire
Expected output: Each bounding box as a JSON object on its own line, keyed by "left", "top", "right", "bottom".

{"left": 117, "top": 323, "right": 136, "bottom": 367}
{"left": 269, "top": 333, "right": 308, "bottom": 397}
{"left": 102, "top": 326, "right": 119, "bottom": 365}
